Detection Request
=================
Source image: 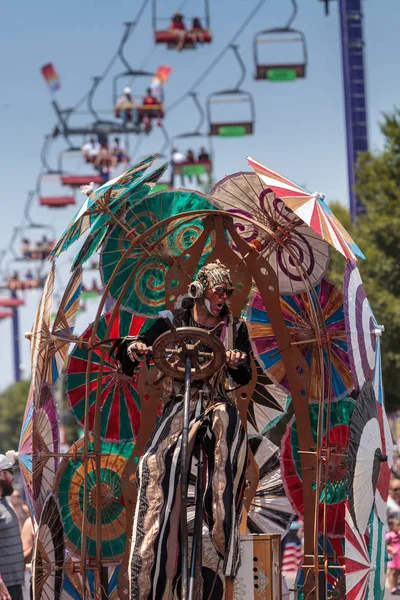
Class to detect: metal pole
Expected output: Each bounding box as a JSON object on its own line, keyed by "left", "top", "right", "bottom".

{"left": 180, "top": 355, "right": 192, "bottom": 600}
{"left": 189, "top": 444, "right": 203, "bottom": 600}
{"left": 11, "top": 290, "right": 21, "bottom": 382}
{"left": 339, "top": 0, "right": 368, "bottom": 220}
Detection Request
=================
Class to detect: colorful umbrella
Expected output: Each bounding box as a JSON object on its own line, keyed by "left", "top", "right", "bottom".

{"left": 211, "top": 172, "right": 330, "bottom": 294}
{"left": 365, "top": 508, "right": 386, "bottom": 600}
{"left": 51, "top": 155, "right": 160, "bottom": 259}
{"left": 347, "top": 381, "right": 393, "bottom": 533}
{"left": 32, "top": 493, "right": 65, "bottom": 600}
{"left": 62, "top": 558, "right": 119, "bottom": 600}
{"left": 28, "top": 263, "right": 55, "bottom": 390}
{"left": 45, "top": 266, "right": 82, "bottom": 386}
{"left": 344, "top": 260, "right": 384, "bottom": 405}
{"left": 66, "top": 309, "right": 153, "bottom": 442}
{"left": 55, "top": 437, "right": 134, "bottom": 560}
{"left": 248, "top": 278, "right": 353, "bottom": 401}
{"left": 71, "top": 165, "right": 168, "bottom": 269}
{"left": 345, "top": 503, "right": 371, "bottom": 600}
{"left": 100, "top": 189, "right": 215, "bottom": 316}
{"left": 295, "top": 537, "right": 345, "bottom": 600}
{"left": 247, "top": 156, "right": 365, "bottom": 261}
{"left": 281, "top": 397, "right": 355, "bottom": 537}
{"left": 18, "top": 382, "right": 60, "bottom": 519}
{"left": 247, "top": 361, "right": 291, "bottom": 437}
{"left": 247, "top": 436, "right": 294, "bottom": 536}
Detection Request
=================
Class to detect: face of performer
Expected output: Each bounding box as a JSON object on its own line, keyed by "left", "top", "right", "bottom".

{"left": 203, "top": 283, "right": 233, "bottom": 316}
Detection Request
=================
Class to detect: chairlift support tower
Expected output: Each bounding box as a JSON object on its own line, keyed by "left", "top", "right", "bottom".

{"left": 338, "top": 0, "right": 368, "bottom": 220}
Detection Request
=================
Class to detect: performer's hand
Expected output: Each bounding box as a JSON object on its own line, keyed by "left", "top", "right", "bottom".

{"left": 127, "top": 342, "right": 148, "bottom": 362}
{"left": 0, "top": 582, "right": 11, "bottom": 600}
{"left": 226, "top": 350, "right": 246, "bottom": 369}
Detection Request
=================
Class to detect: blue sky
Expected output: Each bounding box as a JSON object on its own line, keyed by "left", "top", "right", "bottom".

{"left": 0, "top": 0, "right": 399, "bottom": 391}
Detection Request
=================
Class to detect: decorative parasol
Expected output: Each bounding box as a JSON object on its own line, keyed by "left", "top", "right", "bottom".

{"left": 295, "top": 537, "right": 345, "bottom": 600}
{"left": 51, "top": 154, "right": 160, "bottom": 259}
{"left": 46, "top": 266, "right": 82, "bottom": 386}
{"left": 71, "top": 165, "right": 168, "bottom": 269}
{"left": 247, "top": 361, "right": 291, "bottom": 437}
{"left": 344, "top": 260, "right": 384, "bottom": 405}
{"left": 62, "top": 558, "right": 119, "bottom": 600}
{"left": 248, "top": 278, "right": 353, "bottom": 401}
{"left": 18, "top": 382, "right": 60, "bottom": 519}
{"left": 211, "top": 172, "right": 330, "bottom": 295}
{"left": 55, "top": 437, "right": 134, "bottom": 561}
{"left": 32, "top": 493, "right": 65, "bottom": 600}
{"left": 281, "top": 397, "right": 355, "bottom": 537}
{"left": 28, "top": 263, "right": 55, "bottom": 390}
{"left": 366, "top": 508, "right": 386, "bottom": 600}
{"left": 344, "top": 503, "right": 371, "bottom": 600}
{"left": 66, "top": 308, "right": 153, "bottom": 442}
{"left": 247, "top": 156, "right": 365, "bottom": 261}
{"left": 347, "top": 381, "right": 393, "bottom": 532}
{"left": 100, "top": 189, "right": 216, "bottom": 316}
{"left": 247, "top": 436, "right": 294, "bottom": 536}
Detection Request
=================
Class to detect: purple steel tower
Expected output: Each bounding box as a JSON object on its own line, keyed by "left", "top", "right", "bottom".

{"left": 338, "top": 0, "right": 369, "bottom": 220}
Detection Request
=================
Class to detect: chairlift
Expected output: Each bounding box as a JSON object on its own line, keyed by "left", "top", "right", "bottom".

{"left": 0, "top": 310, "right": 13, "bottom": 320}
{"left": 113, "top": 23, "right": 165, "bottom": 131}
{"left": 253, "top": 28, "right": 308, "bottom": 81}
{"left": 37, "top": 172, "right": 75, "bottom": 208}
{"left": 172, "top": 93, "right": 213, "bottom": 178}
{"left": 207, "top": 45, "right": 255, "bottom": 137}
{"left": 152, "top": 0, "right": 212, "bottom": 49}
{"left": 0, "top": 297, "right": 25, "bottom": 307}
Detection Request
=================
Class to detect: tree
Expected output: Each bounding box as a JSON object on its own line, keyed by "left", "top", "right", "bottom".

{"left": 328, "top": 109, "right": 400, "bottom": 411}
{"left": 0, "top": 380, "right": 31, "bottom": 451}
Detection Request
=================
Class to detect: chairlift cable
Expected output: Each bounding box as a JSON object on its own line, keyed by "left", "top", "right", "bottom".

{"left": 71, "top": 0, "right": 151, "bottom": 112}
{"left": 166, "top": 0, "right": 267, "bottom": 113}
{"left": 285, "top": 0, "right": 298, "bottom": 29}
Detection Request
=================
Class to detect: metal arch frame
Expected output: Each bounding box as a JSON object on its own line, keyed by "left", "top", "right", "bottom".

{"left": 77, "top": 207, "right": 337, "bottom": 599}
{"left": 253, "top": 27, "right": 308, "bottom": 75}
{"left": 152, "top": 0, "right": 211, "bottom": 30}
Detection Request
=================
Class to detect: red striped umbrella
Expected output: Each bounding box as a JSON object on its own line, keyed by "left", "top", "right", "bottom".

{"left": 66, "top": 309, "right": 153, "bottom": 442}
{"left": 247, "top": 156, "right": 365, "bottom": 261}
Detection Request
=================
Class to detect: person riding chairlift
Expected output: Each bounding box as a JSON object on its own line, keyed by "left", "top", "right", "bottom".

{"left": 189, "top": 17, "right": 208, "bottom": 43}
{"left": 169, "top": 12, "right": 186, "bottom": 51}
{"left": 81, "top": 137, "right": 100, "bottom": 163}
{"left": 141, "top": 88, "right": 163, "bottom": 132}
{"left": 198, "top": 146, "right": 210, "bottom": 161}
{"left": 94, "top": 143, "right": 116, "bottom": 185}
{"left": 114, "top": 87, "right": 139, "bottom": 126}
{"left": 111, "top": 137, "right": 130, "bottom": 164}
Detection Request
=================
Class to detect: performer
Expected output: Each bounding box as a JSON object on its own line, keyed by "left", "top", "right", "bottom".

{"left": 115, "top": 260, "right": 252, "bottom": 600}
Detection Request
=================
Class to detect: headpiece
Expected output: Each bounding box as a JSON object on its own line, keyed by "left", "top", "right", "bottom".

{"left": 188, "top": 260, "right": 233, "bottom": 299}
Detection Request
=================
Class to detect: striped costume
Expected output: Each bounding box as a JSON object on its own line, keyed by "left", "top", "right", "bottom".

{"left": 118, "top": 299, "right": 251, "bottom": 600}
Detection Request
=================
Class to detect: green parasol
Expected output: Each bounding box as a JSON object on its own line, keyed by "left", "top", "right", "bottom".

{"left": 50, "top": 154, "right": 161, "bottom": 259}
{"left": 55, "top": 437, "right": 134, "bottom": 560}
{"left": 71, "top": 165, "right": 168, "bottom": 269}
{"left": 100, "top": 189, "right": 216, "bottom": 316}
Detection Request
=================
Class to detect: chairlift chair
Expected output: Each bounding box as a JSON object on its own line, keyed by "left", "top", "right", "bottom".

{"left": 113, "top": 70, "right": 165, "bottom": 132}
{"left": 207, "top": 89, "right": 255, "bottom": 137}
{"left": 207, "top": 45, "right": 255, "bottom": 137}
{"left": 172, "top": 93, "right": 213, "bottom": 176}
{"left": 58, "top": 146, "right": 103, "bottom": 188}
{"left": 152, "top": 0, "right": 212, "bottom": 49}
{"left": 38, "top": 172, "right": 76, "bottom": 208}
{"left": 253, "top": 27, "right": 307, "bottom": 81}
{"left": 0, "top": 310, "right": 13, "bottom": 320}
